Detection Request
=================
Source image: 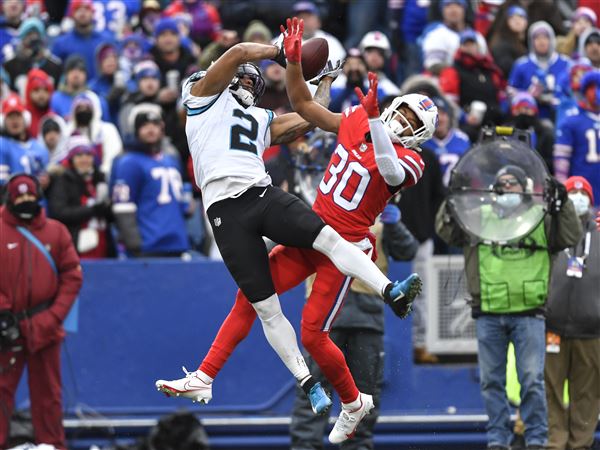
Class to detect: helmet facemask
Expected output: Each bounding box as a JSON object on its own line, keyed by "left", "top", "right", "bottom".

{"left": 229, "top": 63, "right": 266, "bottom": 106}
{"left": 380, "top": 95, "right": 437, "bottom": 149}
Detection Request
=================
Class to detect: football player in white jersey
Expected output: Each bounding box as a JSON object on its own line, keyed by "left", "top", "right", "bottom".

{"left": 157, "top": 35, "right": 418, "bottom": 414}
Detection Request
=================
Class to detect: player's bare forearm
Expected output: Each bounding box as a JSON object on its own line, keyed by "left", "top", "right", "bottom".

{"left": 192, "top": 43, "right": 279, "bottom": 97}
{"left": 285, "top": 62, "right": 340, "bottom": 132}
{"left": 314, "top": 76, "right": 332, "bottom": 108}
{"left": 271, "top": 116, "right": 314, "bottom": 145}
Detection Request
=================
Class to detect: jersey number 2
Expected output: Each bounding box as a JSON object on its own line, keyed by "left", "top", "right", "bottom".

{"left": 230, "top": 109, "right": 258, "bottom": 154}
{"left": 319, "top": 145, "right": 370, "bottom": 211}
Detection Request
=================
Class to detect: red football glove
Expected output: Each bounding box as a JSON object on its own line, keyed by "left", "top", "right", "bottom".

{"left": 355, "top": 72, "right": 380, "bottom": 118}
{"left": 280, "top": 17, "right": 303, "bottom": 64}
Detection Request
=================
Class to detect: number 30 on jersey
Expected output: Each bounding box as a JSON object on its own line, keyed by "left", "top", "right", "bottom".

{"left": 319, "top": 145, "right": 370, "bottom": 211}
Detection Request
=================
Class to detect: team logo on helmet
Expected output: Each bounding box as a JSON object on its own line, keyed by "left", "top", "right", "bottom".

{"left": 418, "top": 97, "right": 434, "bottom": 111}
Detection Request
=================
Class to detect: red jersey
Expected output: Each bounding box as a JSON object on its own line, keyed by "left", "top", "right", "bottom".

{"left": 313, "top": 105, "right": 425, "bottom": 241}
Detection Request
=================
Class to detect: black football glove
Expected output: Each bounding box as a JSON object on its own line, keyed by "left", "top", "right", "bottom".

{"left": 271, "top": 35, "right": 287, "bottom": 68}
{"left": 545, "top": 177, "right": 567, "bottom": 215}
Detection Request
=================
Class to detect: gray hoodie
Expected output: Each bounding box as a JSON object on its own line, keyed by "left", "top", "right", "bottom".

{"left": 528, "top": 21, "right": 558, "bottom": 69}
{"left": 578, "top": 27, "right": 600, "bottom": 68}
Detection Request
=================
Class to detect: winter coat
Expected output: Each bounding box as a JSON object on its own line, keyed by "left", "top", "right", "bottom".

{"left": 546, "top": 215, "right": 600, "bottom": 338}
{"left": 0, "top": 207, "right": 82, "bottom": 353}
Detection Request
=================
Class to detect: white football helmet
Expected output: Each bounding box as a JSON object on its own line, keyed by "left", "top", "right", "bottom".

{"left": 380, "top": 94, "right": 438, "bottom": 149}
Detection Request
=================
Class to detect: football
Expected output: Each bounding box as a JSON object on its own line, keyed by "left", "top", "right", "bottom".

{"left": 301, "top": 38, "right": 329, "bottom": 80}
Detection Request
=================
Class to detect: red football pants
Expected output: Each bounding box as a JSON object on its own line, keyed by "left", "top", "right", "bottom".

{"left": 0, "top": 340, "right": 65, "bottom": 450}
{"left": 200, "top": 243, "right": 374, "bottom": 404}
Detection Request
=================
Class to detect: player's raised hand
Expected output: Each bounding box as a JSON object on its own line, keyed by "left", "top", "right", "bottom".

{"left": 355, "top": 72, "right": 380, "bottom": 118}
{"left": 280, "top": 17, "right": 304, "bottom": 64}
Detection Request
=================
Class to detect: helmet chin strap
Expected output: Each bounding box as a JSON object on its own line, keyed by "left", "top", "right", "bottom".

{"left": 230, "top": 85, "right": 255, "bottom": 106}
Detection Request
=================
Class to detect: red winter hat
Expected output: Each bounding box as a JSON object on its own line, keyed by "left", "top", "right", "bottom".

{"left": 7, "top": 174, "right": 39, "bottom": 202}
{"left": 565, "top": 176, "right": 594, "bottom": 205}
{"left": 69, "top": 0, "right": 94, "bottom": 16}
{"left": 2, "top": 93, "right": 26, "bottom": 115}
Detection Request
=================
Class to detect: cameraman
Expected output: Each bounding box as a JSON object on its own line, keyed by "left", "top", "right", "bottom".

{"left": 435, "top": 166, "right": 582, "bottom": 450}
{"left": 0, "top": 174, "right": 83, "bottom": 450}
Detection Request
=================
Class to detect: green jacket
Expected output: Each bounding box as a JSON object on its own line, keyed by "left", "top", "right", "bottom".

{"left": 435, "top": 198, "right": 582, "bottom": 316}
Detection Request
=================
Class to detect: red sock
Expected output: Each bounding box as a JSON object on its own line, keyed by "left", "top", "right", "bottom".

{"left": 301, "top": 326, "right": 359, "bottom": 404}
{"left": 199, "top": 291, "right": 257, "bottom": 378}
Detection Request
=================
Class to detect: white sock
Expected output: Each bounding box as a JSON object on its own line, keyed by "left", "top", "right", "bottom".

{"left": 313, "top": 225, "right": 390, "bottom": 296}
{"left": 252, "top": 294, "right": 311, "bottom": 381}
{"left": 342, "top": 393, "right": 362, "bottom": 410}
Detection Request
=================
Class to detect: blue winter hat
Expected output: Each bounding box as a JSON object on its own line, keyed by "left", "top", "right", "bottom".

{"left": 441, "top": 0, "right": 467, "bottom": 10}
{"left": 154, "top": 17, "right": 179, "bottom": 38}
{"left": 507, "top": 6, "right": 527, "bottom": 20}
{"left": 580, "top": 70, "right": 600, "bottom": 93}
{"left": 18, "top": 17, "right": 46, "bottom": 40}
{"left": 459, "top": 29, "right": 478, "bottom": 45}
{"left": 134, "top": 60, "right": 161, "bottom": 81}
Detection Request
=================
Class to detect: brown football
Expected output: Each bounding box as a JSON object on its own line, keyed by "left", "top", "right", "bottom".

{"left": 301, "top": 38, "right": 329, "bottom": 80}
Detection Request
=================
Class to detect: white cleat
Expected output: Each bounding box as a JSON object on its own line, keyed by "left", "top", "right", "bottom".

{"left": 328, "top": 393, "right": 374, "bottom": 444}
{"left": 155, "top": 367, "right": 213, "bottom": 404}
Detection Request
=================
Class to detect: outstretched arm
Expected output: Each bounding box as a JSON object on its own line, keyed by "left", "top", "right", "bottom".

{"left": 191, "top": 42, "right": 279, "bottom": 97}
{"left": 283, "top": 17, "right": 341, "bottom": 133}
{"left": 270, "top": 75, "right": 334, "bottom": 145}
{"left": 356, "top": 72, "right": 406, "bottom": 186}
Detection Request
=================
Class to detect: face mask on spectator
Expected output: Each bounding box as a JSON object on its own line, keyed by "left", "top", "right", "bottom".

{"left": 514, "top": 114, "right": 536, "bottom": 128}
{"left": 496, "top": 193, "right": 521, "bottom": 209}
{"left": 8, "top": 201, "right": 41, "bottom": 220}
{"left": 568, "top": 192, "right": 591, "bottom": 216}
{"left": 75, "top": 109, "right": 93, "bottom": 126}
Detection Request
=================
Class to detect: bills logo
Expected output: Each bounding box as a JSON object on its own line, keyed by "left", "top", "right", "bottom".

{"left": 418, "top": 97, "right": 434, "bottom": 111}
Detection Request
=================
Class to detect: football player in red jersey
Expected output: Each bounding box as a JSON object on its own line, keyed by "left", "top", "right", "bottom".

{"left": 156, "top": 17, "right": 438, "bottom": 444}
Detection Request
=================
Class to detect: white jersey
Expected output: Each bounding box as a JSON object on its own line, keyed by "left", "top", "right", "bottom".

{"left": 182, "top": 79, "right": 276, "bottom": 209}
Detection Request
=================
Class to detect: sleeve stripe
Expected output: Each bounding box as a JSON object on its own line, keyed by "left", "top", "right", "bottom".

{"left": 404, "top": 154, "right": 423, "bottom": 178}
{"left": 398, "top": 159, "right": 418, "bottom": 184}
{"left": 553, "top": 144, "right": 573, "bottom": 158}
{"left": 264, "top": 109, "right": 274, "bottom": 141}
{"left": 186, "top": 93, "right": 222, "bottom": 116}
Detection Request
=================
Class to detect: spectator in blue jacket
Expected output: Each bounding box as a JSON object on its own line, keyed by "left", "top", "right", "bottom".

{"left": 508, "top": 21, "right": 571, "bottom": 121}
{"left": 111, "top": 105, "right": 190, "bottom": 257}
{"left": 51, "top": 0, "right": 114, "bottom": 79}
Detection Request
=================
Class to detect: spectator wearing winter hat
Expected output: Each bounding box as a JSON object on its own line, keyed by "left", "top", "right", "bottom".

{"left": 89, "top": 42, "right": 128, "bottom": 124}
{"left": 51, "top": 0, "right": 115, "bottom": 79}
{"left": 149, "top": 17, "right": 196, "bottom": 91}
{"left": 488, "top": 5, "right": 529, "bottom": 78}
{"left": 0, "top": 94, "right": 49, "bottom": 186}
{"left": 554, "top": 70, "right": 600, "bottom": 206}
{"left": 118, "top": 60, "right": 188, "bottom": 163}
{"left": 0, "top": 173, "right": 83, "bottom": 450}
{"left": 163, "top": 0, "right": 222, "bottom": 47}
{"left": 504, "top": 92, "right": 555, "bottom": 173}
{"left": 24, "top": 68, "right": 54, "bottom": 137}
{"left": 242, "top": 20, "right": 272, "bottom": 44}
{"left": 438, "top": 29, "right": 506, "bottom": 141}
{"left": 38, "top": 114, "right": 68, "bottom": 172}
{"left": 358, "top": 31, "right": 400, "bottom": 97}
{"left": 48, "top": 135, "right": 114, "bottom": 259}
{"left": 578, "top": 27, "right": 600, "bottom": 69}
{"left": 3, "top": 17, "right": 62, "bottom": 93}
{"left": 554, "top": 60, "right": 593, "bottom": 128}
{"left": 421, "top": 0, "right": 488, "bottom": 75}
{"left": 557, "top": 7, "right": 597, "bottom": 59}
{"left": 544, "top": 175, "right": 600, "bottom": 450}
{"left": 111, "top": 105, "right": 190, "bottom": 257}
{"left": 330, "top": 48, "right": 387, "bottom": 113}
{"left": 508, "top": 21, "right": 571, "bottom": 121}
{"left": 65, "top": 93, "right": 122, "bottom": 178}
